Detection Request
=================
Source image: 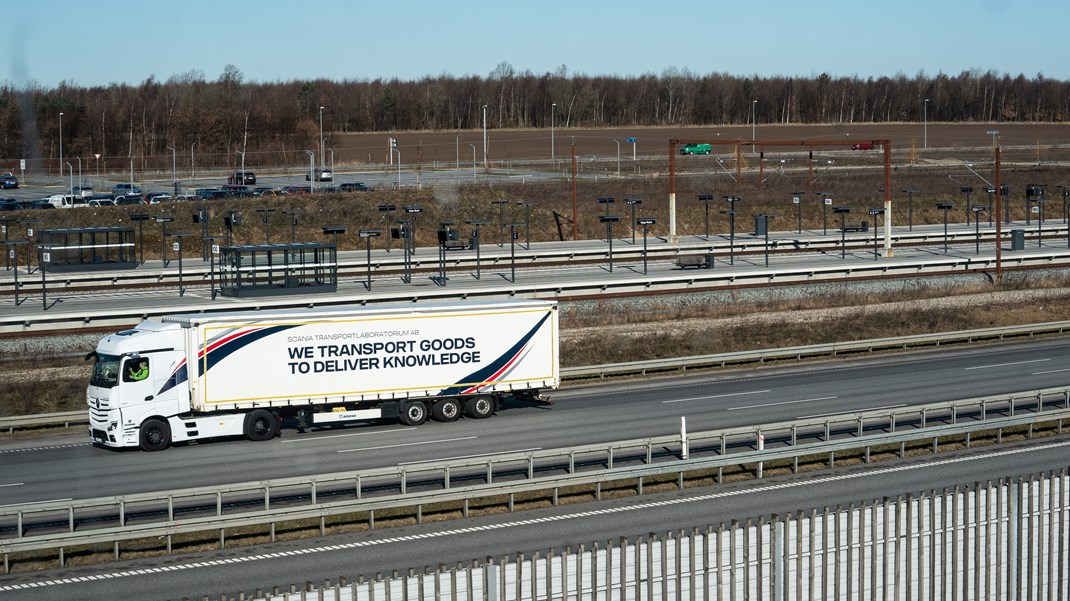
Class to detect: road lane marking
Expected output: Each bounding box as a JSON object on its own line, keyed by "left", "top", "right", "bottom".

{"left": 662, "top": 390, "right": 770, "bottom": 404}
{"left": 796, "top": 404, "right": 907, "bottom": 419}
{"left": 400, "top": 448, "right": 542, "bottom": 466}
{"left": 337, "top": 436, "right": 478, "bottom": 453}
{"left": 6, "top": 439, "right": 1069, "bottom": 593}
{"left": 1033, "top": 367, "right": 1070, "bottom": 375}
{"left": 727, "top": 396, "right": 837, "bottom": 411}
{"left": 965, "top": 358, "right": 1049, "bottom": 370}
{"left": 0, "top": 498, "right": 72, "bottom": 509}
{"left": 281, "top": 428, "right": 415, "bottom": 443}
{"left": 0, "top": 482, "right": 24, "bottom": 488}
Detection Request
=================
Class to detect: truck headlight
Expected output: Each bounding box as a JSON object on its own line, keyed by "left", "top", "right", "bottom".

{"left": 107, "top": 422, "right": 118, "bottom": 432}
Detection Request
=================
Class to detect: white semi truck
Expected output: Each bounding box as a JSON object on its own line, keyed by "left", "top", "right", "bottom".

{"left": 86, "top": 300, "right": 559, "bottom": 451}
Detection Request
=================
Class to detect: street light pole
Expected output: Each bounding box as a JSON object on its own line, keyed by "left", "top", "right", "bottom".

{"left": 923, "top": 98, "right": 929, "bottom": 149}
{"left": 482, "top": 104, "right": 488, "bottom": 169}
{"left": 318, "top": 106, "right": 325, "bottom": 167}
{"left": 551, "top": 102, "right": 556, "bottom": 165}
{"left": 167, "top": 147, "right": 177, "bottom": 196}
{"left": 191, "top": 142, "right": 196, "bottom": 179}
{"left": 614, "top": 139, "right": 620, "bottom": 176}
{"left": 58, "top": 112, "right": 63, "bottom": 178}
{"left": 751, "top": 100, "right": 757, "bottom": 145}
{"left": 304, "top": 150, "right": 315, "bottom": 194}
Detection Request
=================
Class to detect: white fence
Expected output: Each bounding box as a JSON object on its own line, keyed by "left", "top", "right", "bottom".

{"left": 256, "top": 469, "right": 1068, "bottom": 601}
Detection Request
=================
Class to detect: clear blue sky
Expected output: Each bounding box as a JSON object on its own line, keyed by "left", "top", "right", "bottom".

{"left": 5, "top": 0, "right": 1067, "bottom": 88}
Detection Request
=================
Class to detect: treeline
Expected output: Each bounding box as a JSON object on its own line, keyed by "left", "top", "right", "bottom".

{"left": 1, "top": 64, "right": 1067, "bottom": 171}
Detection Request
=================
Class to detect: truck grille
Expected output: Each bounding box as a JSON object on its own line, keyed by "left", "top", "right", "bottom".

{"left": 88, "top": 396, "right": 111, "bottom": 422}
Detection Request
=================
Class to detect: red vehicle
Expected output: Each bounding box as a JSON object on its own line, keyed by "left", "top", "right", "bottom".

{"left": 851, "top": 143, "right": 875, "bottom": 151}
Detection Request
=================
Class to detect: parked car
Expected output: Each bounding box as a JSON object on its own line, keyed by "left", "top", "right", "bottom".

{"left": 88, "top": 199, "right": 116, "bottom": 207}
{"left": 29, "top": 200, "right": 56, "bottom": 210}
{"left": 680, "top": 143, "right": 711, "bottom": 155}
{"left": 252, "top": 187, "right": 280, "bottom": 197}
{"left": 282, "top": 185, "right": 312, "bottom": 195}
{"left": 227, "top": 171, "right": 256, "bottom": 185}
{"left": 72, "top": 185, "right": 94, "bottom": 198}
{"left": 1, "top": 173, "right": 18, "bottom": 189}
{"left": 144, "top": 192, "right": 173, "bottom": 203}
{"left": 115, "top": 195, "right": 146, "bottom": 205}
{"left": 0, "top": 200, "right": 19, "bottom": 211}
{"left": 306, "top": 168, "right": 333, "bottom": 182}
{"left": 112, "top": 183, "right": 143, "bottom": 196}
{"left": 851, "top": 143, "right": 875, "bottom": 150}
{"left": 339, "top": 182, "right": 372, "bottom": 192}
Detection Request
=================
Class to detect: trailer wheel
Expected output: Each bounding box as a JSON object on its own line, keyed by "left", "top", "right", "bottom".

{"left": 244, "top": 410, "right": 278, "bottom": 442}
{"left": 464, "top": 396, "right": 495, "bottom": 419}
{"left": 432, "top": 398, "right": 461, "bottom": 422}
{"left": 399, "top": 401, "right": 429, "bottom": 426}
{"left": 139, "top": 418, "right": 171, "bottom": 452}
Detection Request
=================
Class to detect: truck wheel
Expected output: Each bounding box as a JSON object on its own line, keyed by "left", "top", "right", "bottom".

{"left": 244, "top": 410, "right": 278, "bottom": 442}
{"left": 139, "top": 418, "right": 171, "bottom": 452}
{"left": 399, "top": 401, "right": 428, "bottom": 426}
{"left": 432, "top": 398, "right": 461, "bottom": 422}
{"left": 464, "top": 396, "right": 495, "bottom": 419}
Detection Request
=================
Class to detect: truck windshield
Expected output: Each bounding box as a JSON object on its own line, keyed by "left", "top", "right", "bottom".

{"left": 90, "top": 353, "right": 121, "bottom": 388}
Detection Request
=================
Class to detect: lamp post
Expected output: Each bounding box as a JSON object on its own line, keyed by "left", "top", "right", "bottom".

{"left": 960, "top": 187, "right": 974, "bottom": 225}
{"left": 166, "top": 232, "right": 192, "bottom": 296}
{"left": 470, "top": 144, "right": 477, "bottom": 183}
{"left": 318, "top": 106, "right": 325, "bottom": 168}
{"left": 256, "top": 207, "right": 276, "bottom": 244}
{"left": 58, "top": 112, "right": 63, "bottom": 178}
{"left": 223, "top": 210, "right": 241, "bottom": 247}
{"left": 304, "top": 150, "right": 315, "bottom": 194}
{"left": 465, "top": 219, "right": 489, "bottom": 279}
{"left": 818, "top": 192, "right": 833, "bottom": 235}
{"left": 758, "top": 213, "right": 778, "bottom": 267}
{"left": 698, "top": 194, "right": 713, "bottom": 240}
{"left": 868, "top": 208, "right": 885, "bottom": 260}
{"left": 971, "top": 206, "right": 986, "bottom": 254}
{"left": 358, "top": 229, "right": 381, "bottom": 290}
{"left": 936, "top": 202, "right": 954, "bottom": 252}
{"left": 403, "top": 205, "right": 422, "bottom": 257}
{"left": 435, "top": 220, "right": 452, "bottom": 286}
{"left": 284, "top": 209, "right": 304, "bottom": 244}
{"left": 191, "top": 142, "right": 196, "bottom": 179}
{"left": 923, "top": 98, "right": 929, "bottom": 149}
{"left": 791, "top": 192, "right": 805, "bottom": 233}
{"left": 377, "top": 204, "right": 397, "bottom": 252}
{"left": 66, "top": 162, "right": 73, "bottom": 198}
{"left": 901, "top": 189, "right": 918, "bottom": 231}
{"left": 518, "top": 200, "right": 536, "bottom": 249}
{"left": 750, "top": 100, "right": 757, "bottom": 145}
{"left": 508, "top": 222, "right": 522, "bottom": 282}
{"left": 833, "top": 206, "right": 851, "bottom": 258}
{"left": 624, "top": 198, "right": 642, "bottom": 244}
{"left": 600, "top": 215, "right": 621, "bottom": 272}
{"left": 551, "top": 102, "right": 556, "bottom": 165}
{"left": 723, "top": 195, "right": 740, "bottom": 264}
{"left": 482, "top": 104, "right": 488, "bottom": 168}
{"left": 491, "top": 199, "right": 509, "bottom": 247}
{"left": 614, "top": 139, "right": 620, "bottom": 176}
{"left": 129, "top": 213, "right": 150, "bottom": 265}
{"left": 155, "top": 214, "right": 175, "bottom": 267}
{"left": 328, "top": 148, "right": 334, "bottom": 181}
{"left": 167, "top": 147, "right": 177, "bottom": 197}
{"left": 637, "top": 217, "right": 656, "bottom": 274}
{"left": 75, "top": 156, "right": 82, "bottom": 191}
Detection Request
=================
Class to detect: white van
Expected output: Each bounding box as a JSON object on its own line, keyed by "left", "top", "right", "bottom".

{"left": 48, "top": 193, "right": 87, "bottom": 209}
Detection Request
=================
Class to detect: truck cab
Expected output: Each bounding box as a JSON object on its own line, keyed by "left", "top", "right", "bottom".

{"left": 87, "top": 322, "right": 187, "bottom": 450}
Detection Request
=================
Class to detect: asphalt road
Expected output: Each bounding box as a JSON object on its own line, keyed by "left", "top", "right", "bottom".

{"left": 2, "top": 337, "right": 1070, "bottom": 599}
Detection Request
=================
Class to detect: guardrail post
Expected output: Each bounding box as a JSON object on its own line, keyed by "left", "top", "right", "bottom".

{"left": 756, "top": 429, "right": 765, "bottom": 478}
{"left": 791, "top": 426, "right": 799, "bottom": 473}
{"left": 355, "top": 475, "right": 362, "bottom": 500}
{"left": 681, "top": 416, "right": 689, "bottom": 460}
{"left": 1036, "top": 391, "right": 1043, "bottom": 412}
{"left": 857, "top": 416, "right": 863, "bottom": 438}
{"left": 486, "top": 460, "right": 493, "bottom": 484}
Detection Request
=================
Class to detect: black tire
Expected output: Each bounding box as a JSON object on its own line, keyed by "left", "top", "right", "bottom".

{"left": 704, "top": 149, "right": 710, "bottom": 154}
{"left": 432, "top": 398, "right": 461, "bottom": 422}
{"left": 139, "top": 418, "right": 171, "bottom": 452}
{"left": 464, "top": 396, "right": 495, "bottom": 419}
{"left": 244, "top": 410, "right": 278, "bottom": 442}
{"left": 399, "top": 401, "right": 429, "bottom": 426}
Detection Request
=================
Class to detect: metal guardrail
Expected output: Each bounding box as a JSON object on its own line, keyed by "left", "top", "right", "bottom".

{"left": 3, "top": 321, "right": 1069, "bottom": 433}
{"left": 3, "top": 386, "right": 1068, "bottom": 564}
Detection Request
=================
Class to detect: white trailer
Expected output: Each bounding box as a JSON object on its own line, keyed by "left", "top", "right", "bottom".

{"left": 87, "top": 300, "right": 558, "bottom": 451}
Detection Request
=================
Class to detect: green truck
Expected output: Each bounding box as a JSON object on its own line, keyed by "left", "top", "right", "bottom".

{"left": 680, "top": 143, "right": 711, "bottom": 155}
